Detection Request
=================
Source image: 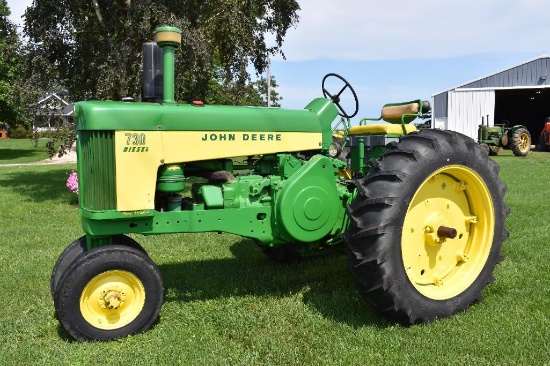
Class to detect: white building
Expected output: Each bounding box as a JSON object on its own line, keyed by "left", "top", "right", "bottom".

{"left": 432, "top": 55, "right": 550, "bottom": 140}
{"left": 31, "top": 93, "right": 74, "bottom": 131}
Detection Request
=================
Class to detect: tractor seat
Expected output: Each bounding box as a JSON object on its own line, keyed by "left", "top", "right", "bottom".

{"left": 380, "top": 102, "right": 419, "bottom": 120}
{"left": 348, "top": 123, "right": 417, "bottom": 135}
{"left": 348, "top": 100, "right": 423, "bottom": 136}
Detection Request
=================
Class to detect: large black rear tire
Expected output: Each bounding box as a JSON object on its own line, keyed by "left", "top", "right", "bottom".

{"left": 345, "top": 129, "right": 509, "bottom": 324}
{"left": 510, "top": 127, "right": 531, "bottom": 156}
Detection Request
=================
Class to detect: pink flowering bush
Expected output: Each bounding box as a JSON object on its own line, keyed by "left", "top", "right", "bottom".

{"left": 66, "top": 170, "right": 79, "bottom": 194}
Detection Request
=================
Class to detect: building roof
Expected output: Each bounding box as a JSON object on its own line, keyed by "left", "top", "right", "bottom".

{"left": 33, "top": 93, "right": 73, "bottom": 116}
{"left": 433, "top": 55, "right": 550, "bottom": 96}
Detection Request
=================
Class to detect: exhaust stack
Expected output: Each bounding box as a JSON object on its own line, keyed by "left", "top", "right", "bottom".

{"left": 142, "top": 42, "right": 163, "bottom": 102}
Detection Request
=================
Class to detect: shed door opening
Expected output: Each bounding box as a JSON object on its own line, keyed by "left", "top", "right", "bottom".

{"left": 494, "top": 88, "right": 550, "bottom": 139}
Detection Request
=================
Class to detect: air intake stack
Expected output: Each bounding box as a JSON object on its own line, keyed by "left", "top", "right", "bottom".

{"left": 142, "top": 26, "right": 181, "bottom": 103}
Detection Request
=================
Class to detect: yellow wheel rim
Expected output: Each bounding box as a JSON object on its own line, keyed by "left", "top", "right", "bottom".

{"left": 402, "top": 165, "right": 495, "bottom": 300}
{"left": 338, "top": 168, "right": 352, "bottom": 179}
{"left": 519, "top": 133, "right": 530, "bottom": 152}
{"left": 80, "top": 270, "right": 145, "bottom": 330}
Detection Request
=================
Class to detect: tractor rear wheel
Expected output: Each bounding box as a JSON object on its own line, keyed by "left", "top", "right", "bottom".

{"left": 345, "top": 129, "right": 509, "bottom": 324}
{"left": 510, "top": 127, "right": 531, "bottom": 156}
{"left": 54, "top": 245, "right": 163, "bottom": 341}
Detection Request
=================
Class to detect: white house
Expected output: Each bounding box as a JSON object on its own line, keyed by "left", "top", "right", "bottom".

{"left": 31, "top": 93, "right": 74, "bottom": 131}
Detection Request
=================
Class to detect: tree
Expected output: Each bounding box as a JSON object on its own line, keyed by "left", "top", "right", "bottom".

{"left": 23, "top": 0, "right": 299, "bottom": 104}
{"left": 205, "top": 60, "right": 282, "bottom": 107}
{"left": 253, "top": 76, "right": 282, "bottom": 107}
{"left": 0, "top": 0, "right": 23, "bottom": 128}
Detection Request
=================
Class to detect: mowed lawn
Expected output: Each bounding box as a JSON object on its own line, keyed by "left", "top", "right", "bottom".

{"left": 0, "top": 138, "right": 51, "bottom": 164}
{"left": 0, "top": 143, "right": 548, "bottom": 364}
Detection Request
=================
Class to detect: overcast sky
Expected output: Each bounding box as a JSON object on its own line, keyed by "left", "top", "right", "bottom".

{"left": 7, "top": 0, "right": 550, "bottom": 120}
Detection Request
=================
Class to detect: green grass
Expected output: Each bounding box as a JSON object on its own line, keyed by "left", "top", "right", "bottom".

{"left": 0, "top": 138, "right": 51, "bottom": 164}
{"left": 0, "top": 150, "right": 549, "bottom": 365}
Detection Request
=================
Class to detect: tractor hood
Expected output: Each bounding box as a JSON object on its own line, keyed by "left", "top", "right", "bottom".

{"left": 75, "top": 99, "right": 337, "bottom": 134}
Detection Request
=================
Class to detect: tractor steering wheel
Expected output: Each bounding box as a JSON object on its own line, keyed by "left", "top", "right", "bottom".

{"left": 322, "top": 73, "right": 359, "bottom": 118}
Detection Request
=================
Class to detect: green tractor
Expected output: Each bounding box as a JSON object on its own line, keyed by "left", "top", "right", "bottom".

{"left": 478, "top": 119, "right": 531, "bottom": 156}
{"left": 52, "top": 26, "right": 509, "bottom": 341}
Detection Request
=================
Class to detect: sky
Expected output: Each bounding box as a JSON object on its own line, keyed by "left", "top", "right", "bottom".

{"left": 7, "top": 0, "right": 550, "bottom": 121}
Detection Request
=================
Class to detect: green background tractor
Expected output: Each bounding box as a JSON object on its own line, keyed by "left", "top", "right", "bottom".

{"left": 478, "top": 119, "right": 531, "bottom": 156}
{"left": 51, "top": 26, "right": 509, "bottom": 341}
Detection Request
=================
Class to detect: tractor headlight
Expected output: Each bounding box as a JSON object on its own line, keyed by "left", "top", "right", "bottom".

{"left": 328, "top": 142, "right": 342, "bottom": 158}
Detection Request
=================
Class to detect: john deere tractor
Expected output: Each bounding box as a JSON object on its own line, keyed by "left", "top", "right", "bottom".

{"left": 478, "top": 119, "right": 531, "bottom": 156}
{"left": 51, "top": 26, "right": 509, "bottom": 341}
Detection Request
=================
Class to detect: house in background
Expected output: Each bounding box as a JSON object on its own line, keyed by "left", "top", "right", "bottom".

{"left": 432, "top": 55, "right": 550, "bottom": 140}
{"left": 31, "top": 93, "right": 74, "bottom": 131}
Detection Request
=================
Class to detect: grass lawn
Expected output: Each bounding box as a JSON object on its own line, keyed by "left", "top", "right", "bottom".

{"left": 0, "top": 138, "right": 51, "bottom": 164}
{"left": 0, "top": 149, "right": 548, "bottom": 364}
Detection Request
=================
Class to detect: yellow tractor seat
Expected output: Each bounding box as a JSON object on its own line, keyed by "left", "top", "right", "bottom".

{"left": 349, "top": 100, "right": 424, "bottom": 136}
{"left": 380, "top": 102, "right": 419, "bottom": 121}
{"left": 348, "top": 123, "right": 417, "bottom": 136}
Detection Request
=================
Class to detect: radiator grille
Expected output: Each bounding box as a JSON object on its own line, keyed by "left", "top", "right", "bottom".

{"left": 78, "top": 131, "right": 117, "bottom": 210}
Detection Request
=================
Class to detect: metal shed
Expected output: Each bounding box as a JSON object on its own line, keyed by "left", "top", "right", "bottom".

{"left": 432, "top": 55, "right": 550, "bottom": 141}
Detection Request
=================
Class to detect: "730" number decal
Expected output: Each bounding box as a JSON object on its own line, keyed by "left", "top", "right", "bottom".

{"left": 125, "top": 133, "right": 146, "bottom": 145}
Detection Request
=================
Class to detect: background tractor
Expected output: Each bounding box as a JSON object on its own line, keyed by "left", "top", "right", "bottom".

{"left": 51, "top": 26, "right": 509, "bottom": 341}
{"left": 478, "top": 119, "right": 531, "bottom": 156}
{"left": 537, "top": 117, "right": 550, "bottom": 151}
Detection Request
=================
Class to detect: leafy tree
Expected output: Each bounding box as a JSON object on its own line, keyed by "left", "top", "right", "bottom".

{"left": 23, "top": 0, "right": 299, "bottom": 104}
{"left": 253, "top": 76, "right": 282, "bottom": 107}
{"left": 205, "top": 61, "right": 282, "bottom": 107}
{"left": 19, "top": 41, "right": 75, "bottom": 154}
{"left": 0, "top": 0, "right": 23, "bottom": 129}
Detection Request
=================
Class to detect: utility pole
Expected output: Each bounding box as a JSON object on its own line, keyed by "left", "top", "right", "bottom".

{"left": 267, "top": 54, "right": 271, "bottom": 107}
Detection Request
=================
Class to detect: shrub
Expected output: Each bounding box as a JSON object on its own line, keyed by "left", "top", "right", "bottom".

{"left": 8, "top": 125, "right": 32, "bottom": 139}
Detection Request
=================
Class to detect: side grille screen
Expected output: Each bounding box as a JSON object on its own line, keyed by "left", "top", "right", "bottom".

{"left": 79, "top": 131, "right": 117, "bottom": 210}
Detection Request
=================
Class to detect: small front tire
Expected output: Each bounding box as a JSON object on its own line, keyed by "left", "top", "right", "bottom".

{"left": 54, "top": 245, "right": 164, "bottom": 341}
{"left": 50, "top": 235, "right": 147, "bottom": 298}
{"left": 488, "top": 145, "right": 500, "bottom": 156}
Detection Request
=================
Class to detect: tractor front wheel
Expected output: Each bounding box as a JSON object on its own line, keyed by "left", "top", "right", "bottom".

{"left": 50, "top": 235, "right": 147, "bottom": 298}
{"left": 53, "top": 245, "right": 164, "bottom": 341}
{"left": 510, "top": 127, "right": 531, "bottom": 156}
{"left": 345, "top": 129, "right": 509, "bottom": 324}
{"left": 488, "top": 145, "right": 500, "bottom": 155}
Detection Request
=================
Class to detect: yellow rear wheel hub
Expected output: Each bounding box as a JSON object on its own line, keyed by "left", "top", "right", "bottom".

{"left": 518, "top": 133, "right": 530, "bottom": 151}
{"left": 80, "top": 270, "right": 145, "bottom": 330}
{"left": 402, "top": 165, "right": 494, "bottom": 300}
